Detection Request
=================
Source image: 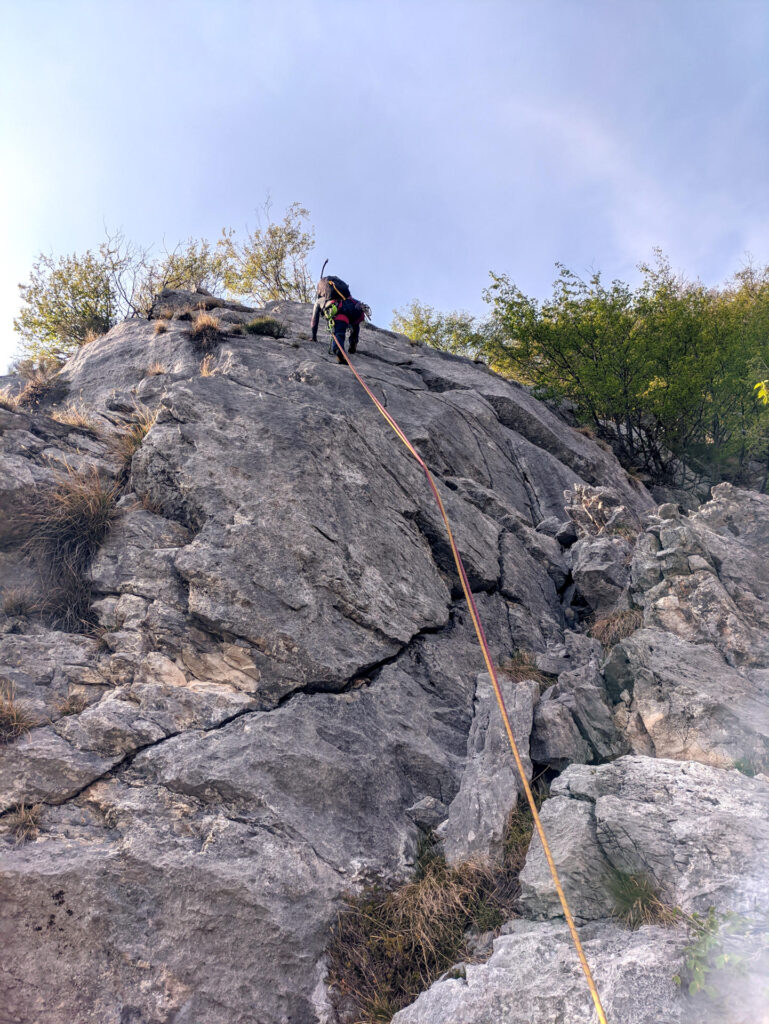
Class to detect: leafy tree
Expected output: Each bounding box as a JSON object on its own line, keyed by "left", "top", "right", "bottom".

{"left": 391, "top": 300, "right": 493, "bottom": 358}
{"left": 483, "top": 252, "right": 769, "bottom": 487}
{"left": 136, "top": 237, "right": 231, "bottom": 314}
{"left": 14, "top": 251, "right": 117, "bottom": 361}
{"left": 219, "top": 201, "right": 315, "bottom": 304}
{"left": 14, "top": 201, "right": 317, "bottom": 362}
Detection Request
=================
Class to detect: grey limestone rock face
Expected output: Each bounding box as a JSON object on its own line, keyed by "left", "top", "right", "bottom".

{"left": 391, "top": 919, "right": 697, "bottom": 1024}
{"left": 8, "top": 298, "right": 769, "bottom": 1024}
{"left": 519, "top": 756, "right": 769, "bottom": 922}
{"left": 603, "top": 628, "right": 769, "bottom": 768}
{"left": 1, "top": 302, "right": 659, "bottom": 1024}
{"left": 531, "top": 663, "right": 628, "bottom": 770}
{"left": 631, "top": 486, "right": 769, "bottom": 666}
{"left": 443, "top": 672, "right": 539, "bottom": 866}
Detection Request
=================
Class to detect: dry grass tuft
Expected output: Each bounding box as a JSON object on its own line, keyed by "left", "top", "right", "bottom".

{"left": 15, "top": 465, "right": 120, "bottom": 630}
{"left": 111, "top": 405, "right": 158, "bottom": 478}
{"left": 145, "top": 361, "right": 167, "bottom": 376}
{"left": 607, "top": 870, "right": 680, "bottom": 929}
{"left": 16, "top": 363, "right": 67, "bottom": 409}
{"left": 55, "top": 692, "right": 89, "bottom": 717}
{"left": 327, "top": 791, "right": 546, "bottom": 1022}
{"left": 200, "top": 354, "right": 215, "bottom": 377}
{"left": 83, "top": 329, "right": 103, "bottom": 345}
{"left": 0, "top": 682, "right": 37, "bottom": 744}
{"left": 244, "top": 317, "right": 287, "bottom": 339}
{"left": 2, "top": 589, "right": 36, "bottom": 617}
{"left": 5, "top": 802, "right": 42, "bottom": 844}
{"left": 189, "top": 312, "right": 226, "bottom": 353}
{"left": 153, "top": 321, "right": 169, "bottom": 335}
{"left": 498, "top": 650, "right": 551, "bottom": 689}
{"left": 576, "top": 424, "right": 596, "bottom": 439}
{"left": 0, "top": 386, "right": 19, "bottom": 411}
{"left": 589, "top": 608, "right": 644, "bottom": 647}
{"left": 51, "top": 402, "right": 98, "bottom": 433}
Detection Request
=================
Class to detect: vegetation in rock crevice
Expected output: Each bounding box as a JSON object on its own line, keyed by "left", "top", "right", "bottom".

{"left": 0, "top": 682, "right": 37, "bottom": 744}
{"left": 111, "top": 404, "right": 158, "bottom": 484}
{"left": 326, "top": 791, "right": 546, "bottom": 1023}
{"left": 589, "top": 608, "right": 644, "bottom": 647}
{"left": 607, "top": 869, "right": 680, "bottom": 929}
{"left": 3, "top": 802, "right": 43, "bottom": 844}
{"left": 15, "top": 465, "right": 120, "bottom": 631}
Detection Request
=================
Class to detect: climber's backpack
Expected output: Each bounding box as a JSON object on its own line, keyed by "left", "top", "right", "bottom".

{"left": 317, "top": 276, "right": 351, "bottom": 304}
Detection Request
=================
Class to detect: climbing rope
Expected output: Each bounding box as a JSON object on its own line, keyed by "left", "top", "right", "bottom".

{"left": 331, "top": 336, "right": 610, "bottom": 1024}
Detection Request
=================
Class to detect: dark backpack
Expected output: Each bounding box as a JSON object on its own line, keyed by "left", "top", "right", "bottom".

{"left": 317, "top": 276, "right": 351, "bottom": 303}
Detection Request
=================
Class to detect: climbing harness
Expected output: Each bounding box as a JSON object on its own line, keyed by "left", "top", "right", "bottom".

{"left": 330, "top": 336, "right": 610, "bottom": 1024}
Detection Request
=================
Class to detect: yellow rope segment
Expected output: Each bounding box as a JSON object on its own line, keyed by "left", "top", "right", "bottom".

{"left": 332, "top": 336, "right": 610, "bottom": 1024}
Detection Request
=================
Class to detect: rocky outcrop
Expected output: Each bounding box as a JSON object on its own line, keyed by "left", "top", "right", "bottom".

{"left": 2, "top": 295, "right": 768, "bottom": 1024}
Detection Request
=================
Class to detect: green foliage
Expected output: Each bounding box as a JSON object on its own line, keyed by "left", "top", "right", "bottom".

{"left": 14, "top": 251, "right": 116, "bottom": 361}
{"left": 151, "top": 237, "right": 229, "bottom": 298}
{"left": 14, "top": 201, "right": 315, "bottom": 363}
{"left": 244, "top": 317, "right": 287, "bottom": 338}
{"left": 219, "top": 200, "right": 315, "bottom": 304}
{"left": 673, "top": 907, "right": 756, "bottom": 997}
{"left": 483, "top": 253, "right": 769, "bottom": 488}
{"left": 391, "top": 300, "right": 494, "bottom": 358}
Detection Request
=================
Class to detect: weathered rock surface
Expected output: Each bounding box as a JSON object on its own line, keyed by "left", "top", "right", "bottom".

{"left": 520, "top": 757, "right": 769, "bottom": 922}
{"left": 392, "top": 920, "right": 694, "bottom": 1024}
{"left": 3, "top": 296, "right": 769, "bottom": 1024}
{"left": 0, "top": 301, "right": 660, "bottom": 1024}
{"left": 604, "top": 628, "right": 769, "bottom": 767}
{"left": 443, "top": 673, "right": 538, "bottom": 866}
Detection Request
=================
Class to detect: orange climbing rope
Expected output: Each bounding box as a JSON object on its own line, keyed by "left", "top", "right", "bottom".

{"left": 331, "top": 335, "right": 609, "bottom": 1024}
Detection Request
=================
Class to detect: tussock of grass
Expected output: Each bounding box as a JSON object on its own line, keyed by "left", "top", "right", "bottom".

{"left": 55, "top": 692, "right": 89, "bottom": 717}
{"left": 16, "top": 465, "right": 120, "bottom": 630}
{"left": 607, "top": 870, "right": 680, "bottom": 929}
{"left": 16, "top": 364, "right": 67, "bottom": 409}
{"left": 145, "top": 361, "right": 167, "bottom": 376}
{"left": 188, "top": 312, "right": 226, "bottom": 353}
{"left": 2, "top": 589, "right": 36, "bottom": 617}
{"left": 327, "top": 792, "right": 545, "bottom": 1022}
{"left": 0, "top": 682, "right": 37, "bottom": 744}
{"left": 200, "top": 354, "right": 215, "bottom": 377}
{"left": 498, "top": 650, "right": 551, "bottom": 688}
{"left": 111, "top": 405, "right": 158, "bottom": 478}
{"left": 590, "top": 608, "right": 644, "bottom": 647}
{"left": 51, "top": 402, "right": 98, "bottom": 433}
{"left": 0, "top": 386, "right": 19, "bottom": 411}
{"left": 244, "top": 317, "right": 286, "bottom": 338}
{"left": 153, "top": 321, "right": 169, "bottom": 335}
{"left": 5, "top": 802, "right": 42, "bottom": 844}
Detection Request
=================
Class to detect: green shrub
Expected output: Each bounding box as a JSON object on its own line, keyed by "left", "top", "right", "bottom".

{"left": 244, "top": 317, "right": 287, "bottom": 339}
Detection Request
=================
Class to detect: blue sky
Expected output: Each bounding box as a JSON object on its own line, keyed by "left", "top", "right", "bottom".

{"left": 1, "top": 0, "right": 767, "bottom": 371}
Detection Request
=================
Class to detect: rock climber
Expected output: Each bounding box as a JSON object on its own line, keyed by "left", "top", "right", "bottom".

{"left": 310, "top": 266, "right": 370, "bottom": 363}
